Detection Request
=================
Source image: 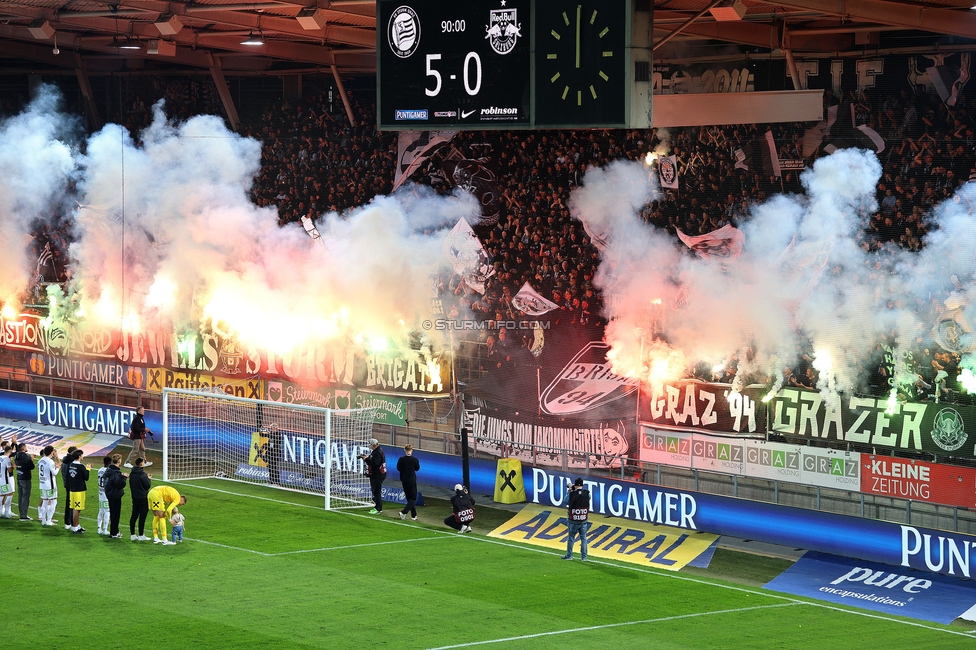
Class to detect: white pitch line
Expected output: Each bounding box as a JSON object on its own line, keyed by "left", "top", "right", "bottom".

{"left": 187, "top": 537, "right": 273, "bottom": 556}
{"left": 426, "top": 603, "right": 800, "bottom": 649}
{"left": 272, "top": 535, "right": 454, "bottom": 556}
{"left": 166, "top": 482, "right": 976, "bottom": 640}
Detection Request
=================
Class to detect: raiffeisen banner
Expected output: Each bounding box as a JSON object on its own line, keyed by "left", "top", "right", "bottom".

{"left": 527, "top": 466, "right": 976, "bottom": 579}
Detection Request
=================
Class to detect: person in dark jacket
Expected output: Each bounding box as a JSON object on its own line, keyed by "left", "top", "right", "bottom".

{"left": 128, "top": 457, "right": 152, "bottom": 541}
{"left": 60, "top": 446, "right": 77, "bottom": 530}
{"left": 560, "top": 478, "right": 591, "bottom": 561}
{"left": 64, "top": 450, "right": 89, "bottom": 534}
{"left": 14, "top": 443, "right": 35, "bottom": 521}
{"left": 444, "top": 484, "right": 475, "bottom": 533}
{"left": 397, "top": 444, "right": 420, "bottom": 521}
{"left": 103, "top": 453, "right": 128, "bottom": 539}
{"left": 125, "top": 406, "right": 153, "bottom": 468}
{"left": 359, "top": 439, "right": 386, "bottom": 514}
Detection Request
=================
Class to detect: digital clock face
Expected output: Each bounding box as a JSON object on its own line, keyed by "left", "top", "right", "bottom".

{"left": 378, "top": 0, "right": 531, "bottom": 129}
{"left": 534, "top": 0, "right": 627, "bottom": 127}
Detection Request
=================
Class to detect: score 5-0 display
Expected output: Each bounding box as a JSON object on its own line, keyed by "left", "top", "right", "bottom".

{"left": 378, "top": 0, "right": 632, "bottom": 130}
{"left": 379, "top": 0, "right": 531, "bottom": 128}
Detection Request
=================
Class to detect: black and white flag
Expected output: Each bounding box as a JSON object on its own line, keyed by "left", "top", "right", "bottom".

{"left": 512, "top": 282, "right": 559, "bottom": 316}
{"left": 300, "top": 215, "right": 328, "bottom": 250}
{"left": 658, "top": 154, "right": 679, "bottom": 189}
{"left": 442, "top": 218, "right": 495, "bottom": 294}
{"left": 927, "top": 53, "right": 971, "bottom": 107}
{"left": 734, "top": 131, "right": 781, "bottom": 177}
{"left": 393, "top": 131, "right": 458, "bottom": 191}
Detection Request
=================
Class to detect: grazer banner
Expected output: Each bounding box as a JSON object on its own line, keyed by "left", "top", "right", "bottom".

{"left": 0, "top": 312, "right": 450, "bottom": 397}
{"left": 640, "top": 427, "right": 861, "bottom": 491}
{"left": 463, "top": 395, "right": 633, "bottom": 470}
{"left": 861, "top": 455, "right": 976, "bottom": 509}
{"left": 638, "top": 380, "right": 767, "bottom": 434}
{"left": 768, "top": 387, "right": 976, "bottom": 460}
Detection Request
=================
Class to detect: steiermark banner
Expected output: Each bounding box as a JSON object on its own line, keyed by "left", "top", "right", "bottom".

{"left": 264, "top": 379, "right": 407, "bottom": 426}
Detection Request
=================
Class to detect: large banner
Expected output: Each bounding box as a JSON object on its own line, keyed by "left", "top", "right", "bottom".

{"left": 463, "top": 396, "right": 633, "bottom": 470}
{"left": 27, "top": 353, "right": 149, "bottom": 390}
{"left": 653, "top": 53, "right": 972, "bottom": 103}
{"left": 0, "top": 312, "right": 450, "bottom": 397}
{"left": 639, "top": 380, "right": 767, "bottom": 434}
{"left": 640, "top": 427, "right": 860, "bottom": 491}
{"left": 768, "top": 387, "right": 976, "bottom": 459}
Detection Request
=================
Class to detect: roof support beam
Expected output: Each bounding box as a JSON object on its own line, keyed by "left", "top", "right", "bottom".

{"left": 771, "top": 0, "right": 976, "bottom": 41}
{"left": 209, "top": 64, "right": 240, "bottom": 131}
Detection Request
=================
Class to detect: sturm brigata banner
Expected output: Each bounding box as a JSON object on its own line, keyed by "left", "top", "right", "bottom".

{"left": 1, "top": 312, "right": 450, "bottom": 397}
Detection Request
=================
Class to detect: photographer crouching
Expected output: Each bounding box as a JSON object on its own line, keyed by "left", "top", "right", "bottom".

{"left": 561, "top": 478, "right": 591, "bottom": 561}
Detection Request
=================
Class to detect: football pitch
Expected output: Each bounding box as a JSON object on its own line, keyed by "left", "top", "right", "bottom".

{"left": 3, "top": 477, "right": 975, "bottom": 649}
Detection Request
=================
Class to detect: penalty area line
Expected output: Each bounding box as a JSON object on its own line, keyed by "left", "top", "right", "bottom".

{"left": 426, "top": 603, "right": 800, "bottom": 649}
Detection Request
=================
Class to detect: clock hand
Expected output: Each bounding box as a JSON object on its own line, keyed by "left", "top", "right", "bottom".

{"left": 575, "top": 5, "right": 581, "bottom": 69}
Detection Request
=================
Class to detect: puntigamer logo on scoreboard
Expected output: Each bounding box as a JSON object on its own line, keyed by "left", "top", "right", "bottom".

{"left": 388, "top": 5, "right": 420, "bottom": 58}
{"left": 396, "top": 109, "right": 429, "bottom": 120}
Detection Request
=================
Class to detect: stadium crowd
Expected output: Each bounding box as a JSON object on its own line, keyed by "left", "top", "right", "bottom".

{"left": 14, "top": 78, "right": 976, "bottom": 400}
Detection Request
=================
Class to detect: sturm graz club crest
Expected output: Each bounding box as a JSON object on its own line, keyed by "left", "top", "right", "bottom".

{"left": 485, "top": 8, "right": 521, "bottom": 55}
{"left": 388, "top": 6, "right": 420, "bottom": 58}
{"left": 931, "top": 407, "right": 967, "bottom": 452}
{"left": 659, "top": 157, "right": 677, "bottom": 187}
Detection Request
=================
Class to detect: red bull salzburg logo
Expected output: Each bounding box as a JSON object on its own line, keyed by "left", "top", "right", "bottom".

{"left": 540, "top": 342, "right": 637, "bottom": 416}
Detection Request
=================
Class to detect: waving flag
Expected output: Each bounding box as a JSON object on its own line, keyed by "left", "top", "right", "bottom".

{"left": 393, "top": 131, "right": 457, "bottom": 191}
{"left": 442, "top": 218, "right": 495, "bottom": 294}
{"left": 512, "top": 282, "right": 559, "bottom": 316}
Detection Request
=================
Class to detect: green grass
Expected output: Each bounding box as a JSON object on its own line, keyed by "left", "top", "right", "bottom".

{"left": 2, "top": 470, "right": 975, "bottom": 649}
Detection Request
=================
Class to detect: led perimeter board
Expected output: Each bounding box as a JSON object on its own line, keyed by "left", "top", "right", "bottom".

{"left": 377, "top": 0, "right": 639, "bottom": 130}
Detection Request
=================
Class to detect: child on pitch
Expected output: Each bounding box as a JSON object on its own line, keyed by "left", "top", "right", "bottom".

{"left": 147, "top": 484, "right": 186, "bottom": 545}
{"left": 170, "top": 507, "right": 185, "bottom": 543}
{"left": 97, "top": 456, "right": 112, "bottom": 535}
{"left": 0, "top": 442, "right": 14, "bottom": 518}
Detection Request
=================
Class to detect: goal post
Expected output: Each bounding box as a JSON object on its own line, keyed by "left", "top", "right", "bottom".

{"left": 162, "top": 388, "right": 379, "bottom": 510}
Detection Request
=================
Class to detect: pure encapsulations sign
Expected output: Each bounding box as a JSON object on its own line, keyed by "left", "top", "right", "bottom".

{"left": 764, "top": 551, "right": 976, "bottom": 624}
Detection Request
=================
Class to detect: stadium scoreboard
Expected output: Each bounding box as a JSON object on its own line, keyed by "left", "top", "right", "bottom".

{"left": 378, "top": 0, "right": 648, "bottom": 130}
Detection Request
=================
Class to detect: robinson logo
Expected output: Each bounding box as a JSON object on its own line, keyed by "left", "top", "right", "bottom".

{"left": 388, "top": 6, "right": 420, "bottom": 58}
{"left": 930, "top": 407, "right": 967, "bottom": 452}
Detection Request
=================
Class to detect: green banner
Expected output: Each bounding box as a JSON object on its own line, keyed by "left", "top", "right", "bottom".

{"left": 768, "top": 388, "right": 974, "bottom": 459}
{"left": 265, "top": 380, "right": 407, "bottom": 427}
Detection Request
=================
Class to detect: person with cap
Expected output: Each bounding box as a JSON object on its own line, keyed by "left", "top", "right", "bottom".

{"left": 444, "top": 484, "right": 475, "bottom": 533}
{"left": 561, "top": 478, "right": 591, "bottom": 561}
{"left": 359, "top": 438, "right": 386, "bottom": 514}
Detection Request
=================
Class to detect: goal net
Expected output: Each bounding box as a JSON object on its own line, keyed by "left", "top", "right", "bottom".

{"left": 162, "top": 388, "right": 379, "bottom": 509}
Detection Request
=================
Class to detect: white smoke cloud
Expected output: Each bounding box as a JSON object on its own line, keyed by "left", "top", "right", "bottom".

{"left": 0, "top": 86, "right": 76, "bottom": 304}
{"left": 572, "top": 148, "right": 976, "bottom": 398}
{"left": 63, "top": 101, "right": 477, "bottom": 352}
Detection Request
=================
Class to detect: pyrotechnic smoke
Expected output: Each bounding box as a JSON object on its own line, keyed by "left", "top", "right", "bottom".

{"left": 0, "top": 87, "right": 77, "bottom": 306}
{"left": 1, "top": 91, "right": 478, "bottom": 355}
{"left": 68, "top": 102, "right": 478, "bottom": 351}
{"left": 573, "top": 147, "right": 976, "bottom": 397}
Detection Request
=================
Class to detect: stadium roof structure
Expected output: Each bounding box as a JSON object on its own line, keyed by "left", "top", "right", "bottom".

{"left": 0, "top": 1, "right": 974, "bottom": 78}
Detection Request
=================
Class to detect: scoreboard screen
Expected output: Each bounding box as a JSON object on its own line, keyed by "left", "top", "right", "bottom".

{"left": 378, "top": 0, "right": 531, "bottom": 129}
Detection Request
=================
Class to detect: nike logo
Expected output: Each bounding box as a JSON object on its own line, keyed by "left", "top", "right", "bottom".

{"left": 461, "top": 109, "right": 476, "bottom": 118}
